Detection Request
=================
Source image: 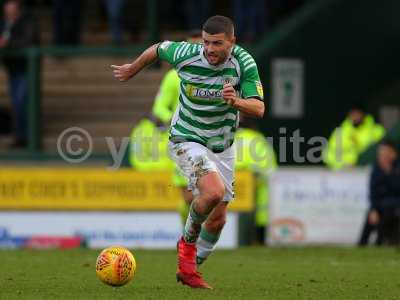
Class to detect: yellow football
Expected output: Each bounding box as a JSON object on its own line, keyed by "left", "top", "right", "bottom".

{"left": 95, "top": 246, "right": 136, "bottom": 286}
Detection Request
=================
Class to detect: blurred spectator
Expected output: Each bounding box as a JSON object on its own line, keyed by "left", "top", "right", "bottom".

{"left": 102, "top": 0, "right": 125, "bottom": 45}
{"left": 129, "top": 114, "right": 173, "bottom": 172}
{"left": 233, "top": 0, "right": 267, "bottom": 42}
{"left": 53, "top": 0, "right": 83, "bottom": 46}
{"left": 323, "top": 104, "right": 386, "bottom": 170}
{"left": 0, "top": 0, "right": 38, "bottom": 148}
{"left": 359, "top": 141, "right": 400, "bottom": 246}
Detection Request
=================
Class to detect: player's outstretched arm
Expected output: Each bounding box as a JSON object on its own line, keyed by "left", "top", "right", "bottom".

{"left": 222, "top": 84, "right": 265, "bottom": 118}
{"left": 111, "top": 43, "right": 159, "bottom": 82}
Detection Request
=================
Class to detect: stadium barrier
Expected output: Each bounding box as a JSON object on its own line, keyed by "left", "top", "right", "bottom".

{"left": 0, "top": 168, "right": 254, "bottom": 211}
{"left": 0, "top": 168, "right": 254, "bottom": 249}
{"left": 0, "top": 211, "right": 238, "bottom": 249}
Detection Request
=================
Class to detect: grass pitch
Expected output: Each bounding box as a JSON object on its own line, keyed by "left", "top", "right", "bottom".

{"left": 0, "top": 247, "right": 399, "bottom": 300}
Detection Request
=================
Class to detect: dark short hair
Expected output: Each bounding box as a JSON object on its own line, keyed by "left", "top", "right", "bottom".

{"left": 202, "top": 15, "right": 234, "bottom": 37}
{"left": 349, "top": 101, "right": 366, "bottom": 112}
{"left": 379, "top": 139, "right": 398, "bottom": 152}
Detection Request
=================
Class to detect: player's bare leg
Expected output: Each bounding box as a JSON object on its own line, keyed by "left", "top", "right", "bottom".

{"left": 178, "top": 188, "right": 193, "bottom": 226}
{"left": 182, "top": 188, "right": 194, "bottom": 205}
{"left": 177, "top": 171, "right": 225, "bottom": 289}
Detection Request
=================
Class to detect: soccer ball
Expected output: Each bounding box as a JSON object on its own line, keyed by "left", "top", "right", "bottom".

{"left": 96, "top": 246, "right": 137, "bottom": 286}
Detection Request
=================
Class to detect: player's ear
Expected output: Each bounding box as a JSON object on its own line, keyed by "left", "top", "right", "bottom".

{"left": 226, "top": 30, "right": 235, "bottom": 44}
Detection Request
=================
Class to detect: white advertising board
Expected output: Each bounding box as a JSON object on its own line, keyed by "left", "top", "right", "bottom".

{"left": 268, "top": 168, "right": 370, "bottom": 245}
{"left": 0, "top": 212, "right": 238, "bottom": 249}
{"left": 271, "top": 58, "right": 304, "bottom": 118}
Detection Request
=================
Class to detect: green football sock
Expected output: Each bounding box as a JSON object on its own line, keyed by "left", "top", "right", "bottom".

{"left": 196, "top": 227, "right": 221, "bottom": 265}
{"left": 183, "top": 202, "right": 208, "bottom": 243}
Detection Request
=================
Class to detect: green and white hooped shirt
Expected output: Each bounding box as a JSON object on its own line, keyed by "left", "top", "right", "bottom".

{"left": 157, "top": 41, "right": 264, "bottom": 153}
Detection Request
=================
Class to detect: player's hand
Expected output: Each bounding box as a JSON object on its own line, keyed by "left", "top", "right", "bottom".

{"left": 368, "top": 209, "right": 379, "bottom": 225}
{"left": 222, "top": 84, "right": 237, "bottom": 106}
{"left": 111, "top": 64, "right": 134, "bottom": 82}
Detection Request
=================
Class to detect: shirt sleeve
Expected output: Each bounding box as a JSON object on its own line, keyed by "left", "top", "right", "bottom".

{"left": 157, "top": 41, "right": 184, "bottom": 66}
{"left": 240, "top": 63, "right": 264, "bottom": 100}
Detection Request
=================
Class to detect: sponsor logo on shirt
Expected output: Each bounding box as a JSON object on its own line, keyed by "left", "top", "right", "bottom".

{"left": 185, "top": 84, "right": 239, "bottom": 101}
{"left": 186, "top": 84, "right": 223, "bottom": 100}
{"left": 256, "top": 81, "right": 264, "bottom": 98}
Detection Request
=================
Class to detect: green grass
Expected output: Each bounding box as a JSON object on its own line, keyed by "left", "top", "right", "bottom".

{"left": 0, "top": 247, "right": 400, "bottom": 300}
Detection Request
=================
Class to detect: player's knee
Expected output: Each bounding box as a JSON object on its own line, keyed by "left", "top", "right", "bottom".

{"left": 203, "top": 186, "right": 225, "bottom": 207}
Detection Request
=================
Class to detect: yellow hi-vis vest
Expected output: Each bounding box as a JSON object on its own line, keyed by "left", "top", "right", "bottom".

{"left": 235, "top": 128, "right": 277, "bottom": 226}
{"left": 323, "top": 115, "right": 385, "bottom": 170}
{"left": 152, "top": 69, "right": 180, "bottom": 124}
{"left": 129, "top": 118, "right": 174, "bottom": 171}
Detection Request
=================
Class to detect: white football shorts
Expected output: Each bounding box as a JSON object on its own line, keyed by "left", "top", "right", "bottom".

{"left": 168, "top": 141, "right": 235, "bottom": 202}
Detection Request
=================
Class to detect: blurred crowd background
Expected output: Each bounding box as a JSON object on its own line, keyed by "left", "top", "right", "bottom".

{"left": 0, "top": 0, "right": 399, "bottom": 248}
{"left": 2, "top": 0, "right": 306, "bottom": 46}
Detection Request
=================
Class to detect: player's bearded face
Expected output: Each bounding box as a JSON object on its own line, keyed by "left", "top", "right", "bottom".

{"left": 202, "top": 31, "right": 235, "bottom": 66}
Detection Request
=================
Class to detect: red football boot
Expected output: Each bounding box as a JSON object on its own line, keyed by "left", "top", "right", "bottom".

{"left": 176, "top": 237, "right": 212, "bottom": 289}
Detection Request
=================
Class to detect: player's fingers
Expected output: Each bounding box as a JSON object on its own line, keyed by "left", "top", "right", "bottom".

{"left": 110, "top": 65, "right": 120, "bottom": 69}
{"left": 223, "top": 91, "right": 235, "bottom": 97}
{"left": 223, "top": 87, "right": 235, "bottom": 94}
{"left": 223, "top": 83, "right": 233, "bottom": 89}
